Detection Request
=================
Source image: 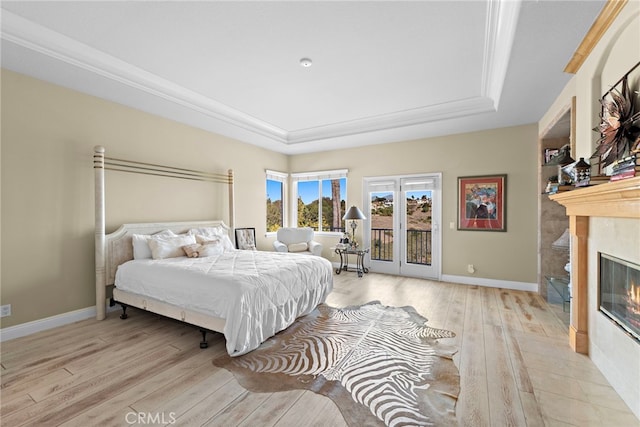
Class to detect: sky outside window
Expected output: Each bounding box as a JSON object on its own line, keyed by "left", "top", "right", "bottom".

{"left": 298, "top": 178, "right": 346, "bottom": 204}
{"left": 267, "top": 180, "right": 282, "bottom": 201}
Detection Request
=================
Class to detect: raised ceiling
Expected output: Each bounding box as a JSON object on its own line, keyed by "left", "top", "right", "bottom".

{"left": 1, "top": 1, "right": 605, "bottom": 154}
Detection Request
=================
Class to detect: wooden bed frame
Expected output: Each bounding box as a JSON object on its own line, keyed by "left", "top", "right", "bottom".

{"left": 93, "top": 146, "right": 235, "bottom": 347}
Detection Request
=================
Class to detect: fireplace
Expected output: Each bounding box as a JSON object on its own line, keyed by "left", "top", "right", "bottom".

{"left": 550, "top": 177, "right": 640, "bottom": 418}
{"left": 599, "top": 253, "right": 640, "bottom": 342}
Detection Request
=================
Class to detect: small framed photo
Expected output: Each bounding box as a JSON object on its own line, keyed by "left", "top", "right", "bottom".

{"left": 235, "top": 228, "right": 257, "bottom": 250}
{"left": 544, "top": 148, "right": 559, "bottom": 164}
{"left": 457, "top": 175, "right": 507, "bottom": 232}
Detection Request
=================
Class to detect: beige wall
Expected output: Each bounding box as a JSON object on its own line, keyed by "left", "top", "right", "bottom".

{"left": 1, "top": 70, "right": 287, "bottom": 327}
{"left": 289, "top": 124, "right": 539, "bottom": 283}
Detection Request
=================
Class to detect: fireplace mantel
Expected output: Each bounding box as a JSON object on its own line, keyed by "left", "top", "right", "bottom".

{"left": 550, "top": 176, "right": 640, "bottom": 353}
{"left": 550, "top": 176, "right": 640, "bottom": 218}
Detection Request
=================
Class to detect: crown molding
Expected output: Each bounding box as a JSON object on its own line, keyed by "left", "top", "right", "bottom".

{"left": 287, "top": 96, "right": 496, "bottom": 144}
{"left": 482, "top": 0, "right": 521, "bottom": 106}
{"left": 564, "top": 0, "right": 627, "bottom": 74}
{"left": 1, "top": 2, "right": 518, "bottom": 147}
{"left": 1, "top": 11, "right": 288, "bottom": 142}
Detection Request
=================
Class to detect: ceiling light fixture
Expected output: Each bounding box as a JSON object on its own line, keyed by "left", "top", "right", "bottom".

{"left": 299, "top": 58, "right": 313, "bottom": 67}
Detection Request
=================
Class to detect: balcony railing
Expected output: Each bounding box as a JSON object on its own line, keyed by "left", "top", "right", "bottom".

{"left": 371, "top": 228, "right": 431, "bottom": 265}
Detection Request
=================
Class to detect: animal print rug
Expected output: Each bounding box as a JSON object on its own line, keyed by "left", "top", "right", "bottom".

{"left": 213, "top": 301, "right": 459, "bottom": 426}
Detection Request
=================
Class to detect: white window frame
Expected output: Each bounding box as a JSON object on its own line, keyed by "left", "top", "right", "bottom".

{"left": 266, "top": 170, "right": 288, "bottom": 235}
{"left": 291, "top": 169, "right": 348, "bottom": 235}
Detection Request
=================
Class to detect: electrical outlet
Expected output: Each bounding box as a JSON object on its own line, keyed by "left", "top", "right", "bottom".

{"left": 0, "top": 304, "right": 11, "bottom": 317}
{"left": 467, "top": 264, "right": 475, "bottom": 274}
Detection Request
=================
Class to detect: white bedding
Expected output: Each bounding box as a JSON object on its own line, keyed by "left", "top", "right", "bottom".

{"left": 115, "top": 250, "right": 333, "bottom": 356}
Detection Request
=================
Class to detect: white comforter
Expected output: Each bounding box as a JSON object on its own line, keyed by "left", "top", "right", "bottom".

{"left": 115, "top": 250, "right": 333, "bottom": 356}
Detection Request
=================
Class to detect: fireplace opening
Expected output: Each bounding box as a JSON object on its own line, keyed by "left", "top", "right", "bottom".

{"left": 599, "top": 253, "right": 640, "bottom": 342}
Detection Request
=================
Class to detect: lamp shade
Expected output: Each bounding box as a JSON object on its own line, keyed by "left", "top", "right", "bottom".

{"left": 343, "top": 205, "right": 366, "bottom": 220}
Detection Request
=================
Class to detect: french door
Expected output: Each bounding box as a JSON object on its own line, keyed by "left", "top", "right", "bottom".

{"left": 363, "top": 174, "right": 441, "bottom": 280}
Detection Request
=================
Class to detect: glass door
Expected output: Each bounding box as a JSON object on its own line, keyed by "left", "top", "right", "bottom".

{"left": 364, "top": 174, "right": 441, "bottom": 280}
{"left": 367, "top": 180, "right": 399, "bottom": 275}
{"left": 399, "top": 176, "right": 439, "bottom": 279}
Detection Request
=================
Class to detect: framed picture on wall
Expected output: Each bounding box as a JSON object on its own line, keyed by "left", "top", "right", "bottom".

{"left": 235, "top": 228, "right": 257, "bottom": 250}
{"left": 457, "top": 174, "right": 507, "bottom": 231}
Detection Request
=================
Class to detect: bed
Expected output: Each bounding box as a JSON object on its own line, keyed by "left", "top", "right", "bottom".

{"left": 94, "top": 147, "right": 333, "bottom": 356}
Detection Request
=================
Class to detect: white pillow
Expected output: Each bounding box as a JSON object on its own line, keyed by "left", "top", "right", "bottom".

{"left": 288, "top": 242, "right": 309, "bottom": 253}
{"left": 190, "top": 228, "right": 235, "bottom": 252}
{"left": 132, "top": 230, "right": 176, "bottom": 259}
{"left": 199, "top": 240, "right": 225, "bottom": 257}
{"left": 188, "top": 226, "right": 226, "bottom": 237}
{"left": 148, "top": 234, "right": 196, "bottom": 259}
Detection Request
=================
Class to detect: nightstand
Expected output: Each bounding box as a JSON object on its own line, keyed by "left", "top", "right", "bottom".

{"left": 334, "top": 247, "right": 370, "bottom": 277}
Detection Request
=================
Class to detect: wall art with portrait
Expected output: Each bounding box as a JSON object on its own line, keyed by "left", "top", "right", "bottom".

{"left": 457, "top": 174, "right": 506, "bottom": 232}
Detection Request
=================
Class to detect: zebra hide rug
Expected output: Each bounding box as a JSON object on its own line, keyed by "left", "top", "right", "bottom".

{"left": 213, "top": 301, "right": 459, "bottom": 426}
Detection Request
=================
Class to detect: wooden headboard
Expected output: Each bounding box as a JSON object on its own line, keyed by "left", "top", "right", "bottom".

{"left": 93, "top": 146, "right": 234, "bottom": 320}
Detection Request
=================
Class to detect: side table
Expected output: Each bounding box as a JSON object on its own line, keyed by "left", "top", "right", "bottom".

{"left": 334, "top": 247, "right": 370, "bottom": 277}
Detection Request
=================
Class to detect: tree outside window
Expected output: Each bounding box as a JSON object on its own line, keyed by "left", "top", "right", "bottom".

{"left": 296, "top": 178, "right": 346, "bottom": 232}
{"left": 266, "top": 173, "right": 285, "bottom": 232}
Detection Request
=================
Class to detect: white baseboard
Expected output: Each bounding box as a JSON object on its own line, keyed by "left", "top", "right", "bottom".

{"left": 0, "top": 301, "right": 119, "bottom": 342}
{"left": 441, "top": 274, "right": 538, "bottom": 292}
{"left": 332, "top": 264, "right": 537, "bottom": 293}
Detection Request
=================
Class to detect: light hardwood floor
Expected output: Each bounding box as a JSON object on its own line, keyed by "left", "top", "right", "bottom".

{"left": 1, "top": 273, "right": 638, "bottom": 426}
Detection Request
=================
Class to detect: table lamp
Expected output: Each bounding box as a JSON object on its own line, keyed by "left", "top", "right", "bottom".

{"left": 343, "top": 206, "right": 366, "bottom": 247}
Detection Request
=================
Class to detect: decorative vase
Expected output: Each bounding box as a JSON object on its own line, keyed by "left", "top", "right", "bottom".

{"left": 574, "top": 157, "right": 591, "bottom": 187}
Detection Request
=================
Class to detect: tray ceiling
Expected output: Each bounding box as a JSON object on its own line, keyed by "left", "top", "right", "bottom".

{"left": 1, "top": 1, "right": 605, "bottom": 154}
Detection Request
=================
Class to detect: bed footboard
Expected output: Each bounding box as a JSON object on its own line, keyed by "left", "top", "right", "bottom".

{"left": 112, "top": 288, "right": 226, "bottom": 347}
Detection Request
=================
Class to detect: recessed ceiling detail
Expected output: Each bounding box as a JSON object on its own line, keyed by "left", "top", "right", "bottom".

{"left": 0, "top": 1, "right": 605, "bottom": 154}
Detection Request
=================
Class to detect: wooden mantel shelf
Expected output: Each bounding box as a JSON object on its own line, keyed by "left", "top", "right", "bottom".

{"left": 549, "top": 176, "right": 640, "bottom": 218}
{"left": 548, "top": 176, "right": 640, "bottom": 354}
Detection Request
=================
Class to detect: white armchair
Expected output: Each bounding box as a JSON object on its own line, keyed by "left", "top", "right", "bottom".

{"left": 273, "top": 227, "right": 323, "bottom": 256}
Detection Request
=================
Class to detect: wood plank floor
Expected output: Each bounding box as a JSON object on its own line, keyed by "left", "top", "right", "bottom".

{"left": 2, "top": 273, "right": 638, "bottom": 426}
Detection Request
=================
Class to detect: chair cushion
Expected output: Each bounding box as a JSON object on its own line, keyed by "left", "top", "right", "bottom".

{"left": 276, "top": 227, "right": 314, "bottom": 245}
{"left": 288, "top": 242, "right": 309, "bottom": 252}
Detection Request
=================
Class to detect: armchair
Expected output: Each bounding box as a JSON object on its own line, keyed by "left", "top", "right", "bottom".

{"left": 273, "top": 227, "right": 323, "bottom": 256}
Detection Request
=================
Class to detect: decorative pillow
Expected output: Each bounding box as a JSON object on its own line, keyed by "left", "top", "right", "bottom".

{"left": 193, "top": 232, "right": 234, "bottom": 252}
{"left": 195, "top": 235, "right": 221, "bottom": 245}
{"left": 182, "top": 243, "right": 200, "bottom": 258}
{"left": 181, "top": 240, "right": 225, "bottom": 258}
{"left": 132, "top": 230, "right": 176, "bottom": 259}
{"left": 288, "top": 242, "right": 309, "bottom": 253}
{"left": 148, "top": 234, "right": 196, "bottom": 259}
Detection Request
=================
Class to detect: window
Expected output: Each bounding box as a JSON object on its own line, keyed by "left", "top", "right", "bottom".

{"left": 266, "top": 170, "right": 286, "bottom": 232}
{"left": 292, "top": 170, "right": 347, "bottom": 232}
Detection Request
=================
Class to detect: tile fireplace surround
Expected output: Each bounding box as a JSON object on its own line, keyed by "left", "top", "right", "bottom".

{"left": 550, "top": 176, "right": 640, "bottom": 418}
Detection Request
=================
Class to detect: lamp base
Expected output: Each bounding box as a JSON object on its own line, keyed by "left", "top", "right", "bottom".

{"left": 350, "top": 221, "right": 358, "bottom": 247}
